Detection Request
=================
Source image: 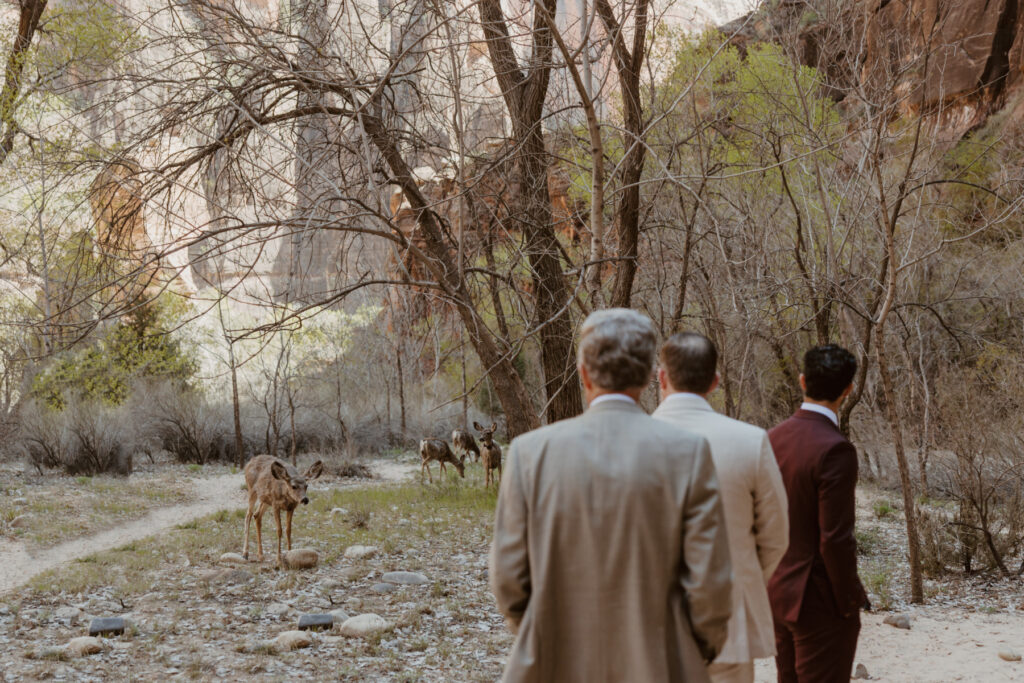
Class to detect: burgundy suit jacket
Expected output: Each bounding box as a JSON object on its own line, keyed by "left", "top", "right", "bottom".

{"left": 767, "top": 410, "right": 866, "bottom": 623}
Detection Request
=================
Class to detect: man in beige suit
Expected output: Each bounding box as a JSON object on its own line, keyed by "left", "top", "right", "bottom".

{"left": 490, "top": 309, "right": 732, "bottom": 683}
{"left": 653, "top": 333, "right": 789, "bottom": 683}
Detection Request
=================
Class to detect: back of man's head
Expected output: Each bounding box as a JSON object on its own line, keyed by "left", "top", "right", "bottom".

{"left": 660, "top": 332, "right": 718, "bottom": 394}
{"left": 578, "top": 309, "right": 657, "bottom": 391}
{"left": 803, "top": 344, "right": 857, "bottom": 401}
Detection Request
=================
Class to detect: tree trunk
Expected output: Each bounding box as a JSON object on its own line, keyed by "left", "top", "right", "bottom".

{"left": 875, "top": 329, "right": 924, "bottom": 603}
{"left": 0, "top": 0, "right": 47, "bottom": 166}
{"left": 229, "top": 344, "right": 244, "bottom": 467}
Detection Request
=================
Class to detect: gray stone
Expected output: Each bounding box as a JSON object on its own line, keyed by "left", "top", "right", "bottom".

{"left": 372, "top": 582, "right": 397, "bottom": 594}
{"left": 297, "top": 613, "right": 334, "bottom": 631}
{"left": 998, "top": 649, "right": 1022, "bottom": 662}
{"left": 328, "top": 609, "right": 350, "bottom": 624}
{"left": 65, "top": 636, "right": 103, "bottom": 658}
{"left": 282, "top": 548, "right": 319, "bottom": 569}
{"left": 89, "top": 616, "right": 126, "bottom": 636}
{"left": 344, "top": 545, "right": 378, "bottom": 560}
{"left": 12, "top": 497, "right": 27, "bottom": 505}
{"left": 35, "top": 646, "right": 67, "bottom": 660}
{"left": 852, "top": 663, "right": 870, "bottom": 679}
{"left": 330, "top": 508, "right": 348, "bottom": 516}
{"left": 883, "top": 613, "right": 911, "bottom": 630}
{"left": 265, "top": 603, "right": 292, "bottom": 617}
{"left": 381, "top": 571, "right": 428, "bottom": 585}
{"left": 54, "top": 607, "right": 82, "bottom": 624}
{"left": 219, "top": 552, "right": 246, "bottom": 564}
{"left": 10, "top": 514, "right": 31, "bottom": 528}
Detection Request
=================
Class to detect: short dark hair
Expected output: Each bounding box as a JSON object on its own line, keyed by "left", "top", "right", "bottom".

{"left": 660, "top": 332, "right": 718, "bottom": 394}
{"left": 803, "top": 345, "right": 857, "bottom": 401}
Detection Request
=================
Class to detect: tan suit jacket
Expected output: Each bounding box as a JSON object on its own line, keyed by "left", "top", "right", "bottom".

{"left": 653, "top": 394, "right": 789, "bottom": 664}
{"left": 490, "top": 399, "right": 732, "bottom": 683}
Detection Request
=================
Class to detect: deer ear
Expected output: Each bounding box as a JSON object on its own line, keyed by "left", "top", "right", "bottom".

{"left": 305, "top": 460, "right": 324, "bottom": 480}
{"left": 270, "top": 461, "right": 289, "bottom": 482}
{"left": 473, "top": 421, "right": 483, "bottom": 431}
{"left": 490, "top": 422, "right": 497, "bottom": 432}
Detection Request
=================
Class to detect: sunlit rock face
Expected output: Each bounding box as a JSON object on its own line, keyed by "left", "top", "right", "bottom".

{"left": 724, "top": 0, "right": 1024, "bottom": 142}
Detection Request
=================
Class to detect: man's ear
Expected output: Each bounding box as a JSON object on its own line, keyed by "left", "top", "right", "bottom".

{"left": 579, "top": 363, "right": 592, "bottom": 392}
{"left": 709, "top": 372, "right": 720, "bottom": 393}
{"left": 798, "top": 373, "right": 808, "bottom": 395}
{"left": 658, "top": 367, "right": 669, "bottom": 393}
{"left": 840, "top": 382, "right": 854, "bottom": 402}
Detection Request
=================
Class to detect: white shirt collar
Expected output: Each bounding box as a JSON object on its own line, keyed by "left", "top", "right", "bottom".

{"left": 663, "top": 392, "right": 713, "bottom": 411}
{"left": 590, "top": 393, "right": 637, "bottom": 407}
{"left": 800, "top": 402, "right": 838, "bottom": 426}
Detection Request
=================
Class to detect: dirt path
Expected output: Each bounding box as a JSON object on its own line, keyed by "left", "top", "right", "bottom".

{"left": 0, "top": 459, "right": 416, "bottom": 596}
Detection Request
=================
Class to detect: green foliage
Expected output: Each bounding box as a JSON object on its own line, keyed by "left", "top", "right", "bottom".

{"left": 30, "top": 296, "right": 196, "bottom": 409}
{"left": 873, "top": 499, "right": 896, "bottom": 519}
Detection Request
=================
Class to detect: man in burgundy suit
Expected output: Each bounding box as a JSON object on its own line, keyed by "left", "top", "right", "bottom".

{"left": 768, "top": 345, "right": 867, "bottom": 682}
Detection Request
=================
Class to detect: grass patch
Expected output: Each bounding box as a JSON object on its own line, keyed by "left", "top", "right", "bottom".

{"left": 873, "top": 499, "right": 896, "bottom": 519}
{"left": 856, "top": 528, "right": 883, "bottom": 556}
{"left": 862, "top": 564, "right": 897, "bottom": 611}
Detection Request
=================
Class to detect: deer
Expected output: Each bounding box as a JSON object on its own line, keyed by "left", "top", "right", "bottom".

{"left": 419, "top": 438, "right": 465, "bottom": 482}
{"left": 241, "top": 455, "right": 324, "bottom": 566}
{"left": 474, "top": 421, "right": 502, "bottom": 488}
{"left": 451, "top": 428, "right": 480, "bottom": 463}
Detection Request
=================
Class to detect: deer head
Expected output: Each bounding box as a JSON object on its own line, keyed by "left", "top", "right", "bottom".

{"left": 474, "top": 421, "right": 498, "bottom": 446}
{"left": 271, "top": 459, "right": 324, "bottom": 506}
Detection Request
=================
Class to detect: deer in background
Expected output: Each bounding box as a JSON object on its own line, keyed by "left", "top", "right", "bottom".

{"left": 452, "top": 428, "right": 480, "bottom": 462}
{"left": 419, "top": 438, "right": 465, "bottom": 482}
{"left": 474, "top": 421, "right": 502, "bottom": 488}
{"left": 242, "top": 455, "right": 324, "bottom": 566}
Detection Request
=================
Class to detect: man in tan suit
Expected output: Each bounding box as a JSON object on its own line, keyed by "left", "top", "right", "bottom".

{"left": 654, "top": 333, "right": 789, "bottom": 683}
{"left": 490, "top": 309, "right": 732, "bottom": 683}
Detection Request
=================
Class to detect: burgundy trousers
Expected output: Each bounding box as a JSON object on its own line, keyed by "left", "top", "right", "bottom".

{"left": 774, "top": 582, "right": 860, "bottom": 683}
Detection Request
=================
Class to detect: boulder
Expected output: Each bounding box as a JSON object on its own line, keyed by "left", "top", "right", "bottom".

{"left": 65, "top": 637, "right": 103, "bottom": 658}
{"left": 89, "top": 616, "right": 126, "bottom": 636}
{"left": 852, "top": 663, "right": 870, "bottom": 679}
{"left": 265, "top": 602, "right": 292, "bottom": 617}
{"left": 282, "top": 548, "right": 319, "bottom": 570}
{"left": 381, "top": 571, "right": 428, "bottom": 585}
{"left": 344, "top": 545, "right": 379, "bottom": 560}
{"left": 999, "top": 649, "right": 1022, "bottom": 662}
{"left": 273, "top": 630, "right": 313, "bottom": 652}
{"left": 372, "top": 583, "right": 397, "bottom": 594}
{"left": 338, "top": 613, "right": 392, "bottom": 638}
{"left": 54, "top": 606, "right": 82, "bottom": 624}
{"left": 297, "top": 613, "right": 334, "bottom": 631}
{"left": 10, "top": 514, "right": 31, "bottom": 528}
{"left": 883, "top": 613, "right": 911, "bottom": 630}
{"left": 219, "top": 552, "right": 247, "bottom": 564}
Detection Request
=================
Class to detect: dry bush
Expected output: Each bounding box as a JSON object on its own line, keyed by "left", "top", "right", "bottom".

{"left": 61, "top": 401, "right": 132, "bottom": 476}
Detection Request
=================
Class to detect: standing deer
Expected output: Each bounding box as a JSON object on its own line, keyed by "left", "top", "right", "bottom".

{"left": 474, "top": 421, "right": 502, "bottom": 488}
{"left": 452, "top": 428, "right": 480, "bottom": 462}
{"left": 241, "top": 455, "right": 324, "bottom": 565}
{"left": 419, "top": 438, "right": 465, "bottom": 482}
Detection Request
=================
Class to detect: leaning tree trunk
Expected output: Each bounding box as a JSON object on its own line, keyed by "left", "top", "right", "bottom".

{"left": 876, "top": 327, "right": 924, "bottom": 603}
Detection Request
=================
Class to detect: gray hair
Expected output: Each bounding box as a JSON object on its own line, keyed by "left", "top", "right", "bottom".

{"left": 577, "top": 308, "right": 657, "bottom": 391}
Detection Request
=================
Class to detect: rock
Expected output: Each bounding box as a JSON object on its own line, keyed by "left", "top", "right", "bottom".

{"left": 372, "top": 582, "right": 397, "bottom": 594}
{"left": 89, "top": 616, "right": 126, "bottom": 636}
{"left": 339, "top": 567, "right": 370, "bottom": 582}
{"left": 65, "top": 636, "right": 103, "bottom": 658}
{"left": 273, "top": 630, "right": 313, "bottom": 652}
{"left": 381, "top": 571, "right": 428, "bottom": 585}
{"left": 344, "top": 545, "right": 379, "bottom": 560}
{"left": 852, "top": 662, "right": 870, "bottom": 679}
{"left": 219, "top": 552, "right": 247, "bottom": 564}
{"left": 297, "top": 613, "right": 334, "bottom": 631}
{"left": 54, "top": 606, "right": 82, "bottom": 624}
{"left": 265, "top": 602, "right": 292, "bottom": 617}
{"left": 330, "top": 508, "right": 348, "bottom": 516}
{"left": 9, "top": 514, "right": 31, "bottom": 528}
{"left": 883, "top": 613, "right": 911, "bottom": 630}
{"left": 998, "top": 649, "right": 1022, "bottom": 662}
{"left": 33, "top": 646, "right": 67, "bottom": 661}
{"left": 282, "top": 548, "right": 319, "bottom": 569}
{"left": 338, "top": 613, "right": 393, "bottom": 637}
{"left": 217, "top": 569, "right": 254, "bottom": 584}
{"left": 12, "top": 497, "right": 27, "bottom": 505}
{"left": 328, "top": 609, "right": 350, "bottom": 624}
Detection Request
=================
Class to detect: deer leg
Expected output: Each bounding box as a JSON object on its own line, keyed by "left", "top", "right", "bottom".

{"left": 242, "top": 494, "right": 255, "bottom": 559}
{"left": 440, "top": 461, "right": 447, "bottom": 477}
{"left": 274, "top": 508, "right": 283, "bottom": 567}
{"left": 254, "top": 503, "right": 266, "bottom": 562}
{"left": 285, "top": 508, "right": 294, "bottom": 551}
{"left": 496, "top": 463, "right": 502, "bottom": 486}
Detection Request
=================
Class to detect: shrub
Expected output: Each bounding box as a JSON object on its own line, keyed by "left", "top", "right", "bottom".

{"left": 873, "top": 500, "right": 896, "bottom": 519}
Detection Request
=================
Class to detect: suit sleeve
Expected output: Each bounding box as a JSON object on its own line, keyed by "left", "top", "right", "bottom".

{"left": 489, "top": 441, "right": 531, "bottom": 633}
{"left": 680, "top": 436, "right": 732, "bottom": 662}
{"left": 817, "top": 441, "right": 867, "bottom": 617}
{"left": 753, "top": 433, "right": 789, "bottom": 581}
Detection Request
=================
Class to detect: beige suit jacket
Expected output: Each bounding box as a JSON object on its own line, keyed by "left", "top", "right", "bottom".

{"left": 490, "top": 399, "right": 732, "bottom": 683}
{"left": 653, "top": 394, "right": 789, "bottom": 663}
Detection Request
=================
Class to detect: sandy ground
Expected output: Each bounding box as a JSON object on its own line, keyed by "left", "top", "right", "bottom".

{"left": 752, "top": 609, "right": 1024, "bottom": 682}
{"left": 0, "top": 459, "right": 417, "bottom": 597}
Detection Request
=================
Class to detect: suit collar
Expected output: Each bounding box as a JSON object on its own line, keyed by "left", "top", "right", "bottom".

{"left": 659, "top": 392, "right": 714, "bottom": 413}
{"left": 793, "top": 408, "right": 842, "bottom": 432}
{"left": 586, "top": 398, "right": 647, "bottom": 416}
